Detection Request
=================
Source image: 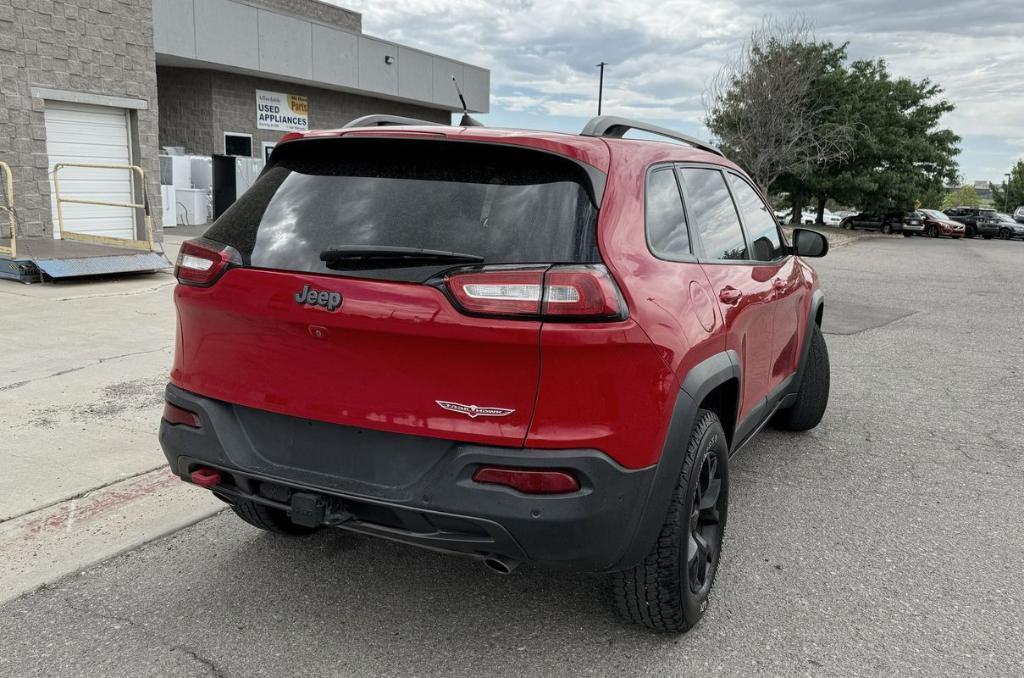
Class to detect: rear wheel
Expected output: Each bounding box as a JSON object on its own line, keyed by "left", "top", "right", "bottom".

{"left": 611, "top": 409, "right": 728, "bottom": 633}
{"left": 231, "top": 499, "right": 321, "bottom": 536}
{"left": 999, "top": 228, "right": 1012, "bottom": 240}
{"left": 881, "top": 223, "right": 893, "bottom": 234}
{"left": 773, "top": 324, "right": 830, "bottom": 431}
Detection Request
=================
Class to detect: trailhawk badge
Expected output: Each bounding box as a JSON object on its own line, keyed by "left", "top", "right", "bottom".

{"left": 436, "top": 401, "right": 515, "bottom": 419}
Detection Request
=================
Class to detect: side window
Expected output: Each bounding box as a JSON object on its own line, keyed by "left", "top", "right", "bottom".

{"left": 728, "top": 174, "right": 785, "bottom": 261}
{"left": 645, "top": 168, "right": 690, "bottom": 259}
{"left": 679, "top": 168, "right": 747, "bottom": 261}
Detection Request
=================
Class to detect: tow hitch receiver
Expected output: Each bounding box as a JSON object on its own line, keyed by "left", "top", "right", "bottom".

{"left": 290, "top": 492, "right": 328, "bottom": 528}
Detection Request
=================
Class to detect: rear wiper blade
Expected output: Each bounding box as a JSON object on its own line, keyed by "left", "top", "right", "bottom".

{"left": 319, "top": 246, "right": 484, "bottom": 270}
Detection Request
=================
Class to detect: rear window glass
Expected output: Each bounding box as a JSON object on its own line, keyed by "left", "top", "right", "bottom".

{"left": 645, "top": 168, "right": 690, "bottom": 259}
{"left": 204, "top": 139, "right": 600, "bottom": 279}
{"left": 679, "top": 168, "right": 748, "bottom": 261}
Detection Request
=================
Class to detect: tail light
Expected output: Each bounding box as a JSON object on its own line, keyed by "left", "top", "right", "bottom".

{"left": 174, "top": 238, "right": 242, "bottom": 287}
{"left": 163, "top": 402, "right": 200, "bottom": 428}
{"left": 443, "top": 265, "right": 626, "bottom": 321}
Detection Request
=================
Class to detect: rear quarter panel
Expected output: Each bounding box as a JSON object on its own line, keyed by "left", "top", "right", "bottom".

{"left": 529, "top": 142, "right": 734, "bottom": 468}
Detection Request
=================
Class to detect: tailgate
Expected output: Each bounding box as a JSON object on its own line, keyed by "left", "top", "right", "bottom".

{"left": 172, "top": 267, "right": 540, "bottom": 447}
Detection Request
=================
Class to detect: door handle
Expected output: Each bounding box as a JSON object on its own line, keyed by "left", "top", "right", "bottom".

{"left": 772, "top": 279, "right": 786, "bottom": 291}
{"left": 719, "top": 286, "right": 743, "bottom": 305}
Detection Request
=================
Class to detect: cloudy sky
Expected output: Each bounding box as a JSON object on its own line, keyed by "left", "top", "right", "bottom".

{"left": 339, "top": 0, "right": 1024, "bottom": 184}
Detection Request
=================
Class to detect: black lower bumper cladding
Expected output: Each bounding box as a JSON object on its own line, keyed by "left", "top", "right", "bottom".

{"left": 159, "top": 384, "right": 658, "bottom": 571}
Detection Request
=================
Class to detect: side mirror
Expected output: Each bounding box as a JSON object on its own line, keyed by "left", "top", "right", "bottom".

{"left": 791, "top": 228, "right": 828, "bottom": 258}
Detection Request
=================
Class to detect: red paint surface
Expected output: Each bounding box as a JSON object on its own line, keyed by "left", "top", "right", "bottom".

{"left": 171, "top": 128, "right": 820, "bottom": 469}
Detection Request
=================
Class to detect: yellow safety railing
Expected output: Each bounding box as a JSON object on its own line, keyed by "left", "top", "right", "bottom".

{"left": 0, "top": 161, "right": 15, "bottom": 259}
{"left": 51, "top": 162, "right": 154, "bottom": 251}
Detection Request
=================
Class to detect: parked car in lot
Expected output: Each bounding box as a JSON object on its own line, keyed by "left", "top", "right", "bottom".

{"left": 161, "top": 115, "right": 831, "bottom": 634}
{"left": 1014, "top": 206, "right": 1024, "bottom": 223}
{"left": 776, "top": 208, "right": 842, "bottom": 226}
{"left": 994, "top": 213, "right": 1024, "bottom": 240}
{"left": 916, "top": 209, "right": 966, "bottom": 239}
{"left": 839, "top": 210, "right": 922, "bottom": 234}
{"left": 945, "top": 206, "right": 1000, "bottom": 239}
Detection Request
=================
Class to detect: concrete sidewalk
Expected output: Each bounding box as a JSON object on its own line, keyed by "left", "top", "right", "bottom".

{"left": 0, "top": 227, "right": 218, "bottom": 601}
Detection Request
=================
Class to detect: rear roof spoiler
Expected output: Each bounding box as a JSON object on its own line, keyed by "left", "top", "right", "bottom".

{"left": 343, "top": 115, "right": 445, "bottom": 128}
{"left": 581, "top": 116, "right": 723, "bottom": 157}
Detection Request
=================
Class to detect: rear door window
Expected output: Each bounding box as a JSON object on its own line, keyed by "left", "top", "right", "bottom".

{"left": 204, "top": 138, "right": 600, "bottom": 280}
{"left": 679, "top": 168, "right": 748, "bottom": 261}
{"left": 645, "top": 167, "right": 690, "bottom": 259}
{"left": 727, "top": 174, "right": 785, "bottom": 261}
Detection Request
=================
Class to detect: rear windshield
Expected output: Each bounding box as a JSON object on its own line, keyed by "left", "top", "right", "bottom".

{"left": 204, "top": 138, "right": 601, "bottom": 280}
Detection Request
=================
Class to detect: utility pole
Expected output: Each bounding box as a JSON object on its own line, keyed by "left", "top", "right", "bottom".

{"left": 596, "top": 62, "right": 607, "bottom": 115}
{"left": 1005, "top": 173, "right": 1012, "bottom": 213}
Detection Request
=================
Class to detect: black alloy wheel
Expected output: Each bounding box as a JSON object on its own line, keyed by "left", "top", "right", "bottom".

{"left": 688, "top": 449, "right": 724, "bottom": 597}
{"left": 999, "top": 228, "right": 1012, "bottom": 240}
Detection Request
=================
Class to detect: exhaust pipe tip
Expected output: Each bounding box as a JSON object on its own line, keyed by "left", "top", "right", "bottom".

{"left": 482, "top": 556, "right": 519, "bottom": 575}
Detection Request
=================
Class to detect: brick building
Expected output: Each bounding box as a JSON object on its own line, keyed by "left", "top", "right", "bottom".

{"left": 0, "top": 0, "right": 489, "bottom": 250}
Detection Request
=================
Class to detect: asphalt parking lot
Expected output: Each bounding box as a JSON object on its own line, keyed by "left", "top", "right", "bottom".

{"left": 2, "top": 236, "right": 1022, "bottom": 677}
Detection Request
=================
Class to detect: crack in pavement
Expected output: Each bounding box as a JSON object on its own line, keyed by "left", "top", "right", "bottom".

{"left": 0, "top": 278, "right": 174, "bottom": 301}
{"left": 0, "top": 465, "right": 164, "bottom": 526}
{"left": 171, "top": 646, "right": 229, "bottom": 678}
{"left": 0, "top": 345, "right": 173, "bottom": 392}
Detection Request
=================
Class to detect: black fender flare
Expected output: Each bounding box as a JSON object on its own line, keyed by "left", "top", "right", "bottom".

{"left": 793, "top": 289, "right": 825, "bottom": 392}
{"left": 608, "top": 351, "right": 740, "bottom": 572}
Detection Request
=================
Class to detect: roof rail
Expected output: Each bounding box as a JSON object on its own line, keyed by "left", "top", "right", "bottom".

{"left": 580, "top": 116, "right": 722, "bottom": 157}
{"left": 343, "top": 115, "right": 445, "bottom": 128}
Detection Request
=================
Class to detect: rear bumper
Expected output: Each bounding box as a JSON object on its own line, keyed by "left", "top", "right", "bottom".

{"left": 159, "top": 384, "right": 657, "bottom": 571}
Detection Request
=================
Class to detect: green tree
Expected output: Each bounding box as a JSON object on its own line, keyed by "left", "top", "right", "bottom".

{"left": 941, "top": 185, "right": 980, "bottom": 211}
{"left": 990, "top": 160, "right": 1024, "bottom": 213}
{"left": 704, "top": 18, "right": 854, "bottom": 200}
{"left": 916, "top": 182, "right": 949, "bottom": 210}
{"left": 788, "top": 59, "right": 960, "bottom": 222}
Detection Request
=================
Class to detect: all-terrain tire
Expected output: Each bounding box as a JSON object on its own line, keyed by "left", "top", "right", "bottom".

{"left": 773, "top": 324, "right": 830, "bottom": 431}
{"left": 611, "top": 409, "right": 729, "bottom": 633}
{"left": 231, "top": 499, "right": 320, "bottom": 536}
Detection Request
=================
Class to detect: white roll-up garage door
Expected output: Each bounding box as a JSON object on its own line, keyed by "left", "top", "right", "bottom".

{"left": 44, "top": 101, "right": 136, "bottom": 240}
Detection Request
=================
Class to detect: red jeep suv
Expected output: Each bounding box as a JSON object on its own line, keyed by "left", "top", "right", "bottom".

{"left": 160, "top": 115, "right": 830, "bottom": 633}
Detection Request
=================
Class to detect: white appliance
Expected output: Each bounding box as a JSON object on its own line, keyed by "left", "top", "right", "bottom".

{"left": 160, "top": 185, "right": 176, "bottom": 228}
{"left": 175, "top": 188, "right": 210, "bottom": 226}
{"left": 189, "top": 156, "right": 212, "bottom": 189}
{"left": 235, "top": 157, "right": 264, "bottom": 196}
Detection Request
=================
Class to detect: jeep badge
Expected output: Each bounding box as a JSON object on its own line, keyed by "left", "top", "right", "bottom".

{"left": 294, "top": 284, "right": 342, "bottom": 312}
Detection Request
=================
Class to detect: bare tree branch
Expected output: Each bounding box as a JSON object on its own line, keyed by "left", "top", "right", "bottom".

{"left": 703, "top": 16, "right": 854, "bottom": 193}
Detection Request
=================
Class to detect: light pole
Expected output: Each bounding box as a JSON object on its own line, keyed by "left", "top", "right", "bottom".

{"left": 596, "top": 62, "right": 608, "bottom": 115}
{"left": 1005, "top": 173, "right": 1011, "bottom": 213}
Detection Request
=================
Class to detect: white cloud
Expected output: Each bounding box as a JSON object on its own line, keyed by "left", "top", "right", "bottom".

{"left": 335, "top": 0, "right": 1024, "bottom": 181}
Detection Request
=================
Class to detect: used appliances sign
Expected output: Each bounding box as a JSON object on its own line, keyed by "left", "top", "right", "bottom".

{"left": 256, "top": 90, "right": 308, "bottom": 131}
